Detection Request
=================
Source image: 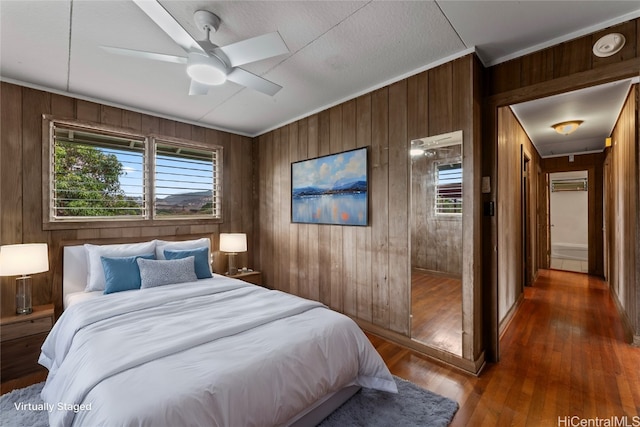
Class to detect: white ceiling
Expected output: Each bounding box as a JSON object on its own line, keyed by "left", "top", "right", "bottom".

{"left": 1, "top": 1, "right": 639, "bottom": 141}
{"left": 511, "top": 79, "right": 635, "bottom": 158}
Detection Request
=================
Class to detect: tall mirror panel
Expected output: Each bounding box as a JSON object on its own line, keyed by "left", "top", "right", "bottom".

{"left": 410, "top": 131, "right": 463, "bottom": 356}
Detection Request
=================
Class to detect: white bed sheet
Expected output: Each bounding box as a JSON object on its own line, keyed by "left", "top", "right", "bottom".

{"left": 40, "top": 276, "right": 396, "bottom": 427}
{"left": 63, "top": 290, "right": 103, "bottom": 309}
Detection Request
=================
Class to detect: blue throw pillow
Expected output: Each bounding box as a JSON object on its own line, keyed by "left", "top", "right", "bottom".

{"left": 163, "top": 247, "right": 212, "bottom": 279}
{"left": 101, "top": 253, "right": 156, "bottom": 295}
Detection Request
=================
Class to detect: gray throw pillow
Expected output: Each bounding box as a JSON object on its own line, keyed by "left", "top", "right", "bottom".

{"left": 137, "top": 256, "right": 198, "bottom": 289}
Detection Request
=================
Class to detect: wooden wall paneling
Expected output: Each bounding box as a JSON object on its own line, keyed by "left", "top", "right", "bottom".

{"left": 122, "top": 110, "right": 142, "bottom": 132}
{"left": 159, "top": 118, "right": 176, "bottom": 138}
{"left": 100, "top": 105, "right": 123, "bottom": 128}
{"left": 263, "top": 132, "right": 275, "bottom": 286}
{"left": 140, "top": 113, "right": 161, "bottom": 135}
{"left": 471, "top": 55, "right": 484, "bottom": 359}
{"left": 174, "top": 122, "right": 192, "bottom": 140}
{"left": 592, "top": 21, "right": 637, "bottom": 69}
{"left": 278, "top": 125, "right": 290, "bottom": 294}
{"left": 1, "top": 83, "right": 24, "bottom": 315}
{"left": 341, "top": 100, "right": 357, "bottom": 317}
{"left": 271, "top": 129, "right": 282, "bottom": 289}
{"left": 296, "top": 118, "right": 309, "bottom": 299}
{"left": 552, "top": 36, "right": 593, "bottom": 79}
{"left": 50, "top": 94, "right": 74, "bottom": 118}
{"left": 288, "top": 123, "right": 299, "bottom": 296}
{"left": 22, "top": 88, "right": 51, "bottom": 307}
{"left": 226, "top": 134, "right": 243, "bottom": 232}
{"left": 317, "top": 110, "right": 331, "bottom": 306}
{"left": 355, "top": 95, "right": 373, "bottom": 322}
{"left": 388, "top": 80, "right": 410, "bottom": 335}
{"left": 521, "top": 48, "right": 555, "bottom": 87}
{"left": 636, "top": 85, "right": 640, "bottom": 339}
{"left": 283, "top": 122, "right": 300, "bottom": 295}
{"left": 329, "top": 105, "right": 343, "bottom": 311}
{"left": 496, "top": 107, "right": 523, "bottom": 324}
{"left": 75, "top": 100, "right": 100, "bottom": 122}
{"left": 306, "top": 114, "right": 320, "bottom": 301}
{"left": 241, "top": 136, "right": 254, "bottom": 271}
{"left": 428, "top": 62, "right": 453, "bottom": 135}
{"left": 371, "top": 87, "right": 390, "bottom": 329}
{"left": 487, "top": 58, "right": 522, "bottom": 96}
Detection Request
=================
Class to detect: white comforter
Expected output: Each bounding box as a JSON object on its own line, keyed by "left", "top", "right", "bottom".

{"left": 39, "top": 276, "right": 397, "bottom": 427}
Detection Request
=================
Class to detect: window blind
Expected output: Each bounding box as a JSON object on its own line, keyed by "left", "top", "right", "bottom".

{"left": 435, "top": 162, "right": 462, "bottom": 214}
{"left": 51, "top": 125, "right": 147, "bottom": 220}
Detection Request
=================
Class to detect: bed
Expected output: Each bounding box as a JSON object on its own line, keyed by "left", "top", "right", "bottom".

{"left": 39, "top": 238, "right": 397, "bottom": 427}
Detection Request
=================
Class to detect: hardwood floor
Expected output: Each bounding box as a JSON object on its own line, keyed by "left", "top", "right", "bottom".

{"left": 411, "top": 269, "right": 462, "bottom": 355}
{"left": 372, "top": 269, "right": 640, "bottom": 425}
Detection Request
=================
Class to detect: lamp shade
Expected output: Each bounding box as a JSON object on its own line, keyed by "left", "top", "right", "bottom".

{"left": 219, "top": 233, "right": 247, "bottom": 253}
{"left": 0, "top": 243, "right": 49, "bottom": 276}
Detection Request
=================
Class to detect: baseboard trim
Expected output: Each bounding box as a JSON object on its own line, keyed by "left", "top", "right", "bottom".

{"left": 609, "top": 287, "right": 635, "bottom": 344}
{"left": 353, "top": 318, "right": 484, "bottom": 376}
{"left": 499, "top": 293, "right": 524, "bottom": 339}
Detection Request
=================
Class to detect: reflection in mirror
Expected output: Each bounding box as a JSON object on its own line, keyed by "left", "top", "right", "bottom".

{"left": 410, "top": 131, "right": 463, "bottom": 356}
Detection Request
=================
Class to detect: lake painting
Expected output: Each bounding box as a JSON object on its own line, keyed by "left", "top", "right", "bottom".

{"left": 292, "top": 147, "right": 368, "bottom": 226}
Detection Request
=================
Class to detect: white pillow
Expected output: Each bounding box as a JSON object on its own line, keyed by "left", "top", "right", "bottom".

{"left": 84, "top": 241, "right": 157, "bottom": 292}
{"left": 155, "top": 238, "right": 211, "bottom": 260}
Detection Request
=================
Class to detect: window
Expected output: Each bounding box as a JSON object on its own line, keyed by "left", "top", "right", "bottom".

{"left": 51, "top": 123, "right": 147, "bottom": 220}
{"left": 435, "top": 162, "right": 462, "bottom": 214}
{"left": 46, "top": 118, "right": 222, "bottom": 224}
{"left": 154, "top": 139, "right": 221, "bottom": 219}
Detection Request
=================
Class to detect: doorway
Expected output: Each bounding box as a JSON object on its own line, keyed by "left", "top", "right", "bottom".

{"left": 548, "top": 171, "right": 589, "bottom": 273}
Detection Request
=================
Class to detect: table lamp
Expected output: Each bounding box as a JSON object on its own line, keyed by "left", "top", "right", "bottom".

{"left": 219, "top": 233, "right": 246, "bottom": 275}
{"left": 0, "top": 243, "right": 49, "bottom": 315}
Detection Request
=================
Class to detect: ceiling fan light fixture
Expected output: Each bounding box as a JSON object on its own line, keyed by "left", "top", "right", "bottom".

{"left": 186, "top": 53, "right": 227, "bottom": 85}
{"left": 552, "top": 120, "right": 583, "bottom": 135}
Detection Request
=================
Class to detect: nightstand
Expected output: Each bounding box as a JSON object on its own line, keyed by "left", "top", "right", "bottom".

{"left": 1, "top": 304, "right": 54, "bottom": 381}
{"left": 228, "top": 271, "right": 263, "bottom": 287}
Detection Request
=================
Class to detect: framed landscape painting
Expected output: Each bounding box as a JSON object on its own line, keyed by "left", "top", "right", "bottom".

{"left": 291, "top": 147, "right": 368, "bottom": 226}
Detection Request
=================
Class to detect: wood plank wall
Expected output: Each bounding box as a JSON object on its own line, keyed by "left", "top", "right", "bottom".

{"left": 483, "top": 17, "right": 640, "bottom": 360}
{"left": 0, "top": 82, "right": 254, "bottom": 317}
{"left": 255, "top": 54, "right": 483, "bottom": 364}
{"left": 604, "top": 84, "right": 639, "bottom": 340}
{"left": 496, "top": 107, "right": 541, "bottom": 324}
{"left": 411, "top": 145, "right": 463, "bottom": 275}
{"left": 487, "top": 19, "right": 640, "bottom": 97}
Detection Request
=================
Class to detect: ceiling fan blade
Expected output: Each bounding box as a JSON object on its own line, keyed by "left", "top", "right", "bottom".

{"left": 101, "top": 46, "right": 187, "bottom": 64}
{"left": 189, "top": 80, "right": 209, "bottom": 96}
{"left": 132, "top": 0, "right": 205, "bottom": 55}
{"left": 227, "top": 68, "right": 282, "bottom": 96}
{"left": 216, "top": 32, "right": 289, "bottom": 67}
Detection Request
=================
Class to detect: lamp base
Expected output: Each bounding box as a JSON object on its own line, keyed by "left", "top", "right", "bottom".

{"left": 227, "top": 253, "right": 238, "bottom": 276}
{"left": 16, "top": 275, "right": 33, "bottom": 315}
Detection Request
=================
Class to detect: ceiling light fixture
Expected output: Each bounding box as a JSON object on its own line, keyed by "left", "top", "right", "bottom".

{"left": 592, "top": 33, "right": 626, "bottom": 58}
{"left": 552, "top": 120, "right": 583, "bottom": 135}
{"left": 186, "top": 53, "right": 227, "bottom": 85}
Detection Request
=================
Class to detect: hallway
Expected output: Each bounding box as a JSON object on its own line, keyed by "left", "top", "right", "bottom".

{"left": 370, "top": 269, "right": 640, "bottom": 425}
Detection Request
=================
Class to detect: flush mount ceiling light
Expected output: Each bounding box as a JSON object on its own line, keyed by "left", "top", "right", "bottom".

{"left": 552, "top": 120, "right": 583, "bottom": 135}
{"left": 593, "top": 33, "right": 626, "bottom": 58}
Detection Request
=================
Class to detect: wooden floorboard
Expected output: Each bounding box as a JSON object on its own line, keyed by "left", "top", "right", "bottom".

{"left": 411, "top": 269, "right": 462, "bottom": 355}
{"left": 371, "top": 269, "right": 640, "bottom": 425}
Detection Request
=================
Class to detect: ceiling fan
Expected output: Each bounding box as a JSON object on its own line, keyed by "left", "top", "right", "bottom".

{"left": 102, "top": 0, "right": 289, "bottom": 96}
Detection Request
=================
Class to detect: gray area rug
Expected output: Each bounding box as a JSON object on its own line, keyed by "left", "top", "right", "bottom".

{"left": 0, "top": 376, "right": 457, "bottom": 426}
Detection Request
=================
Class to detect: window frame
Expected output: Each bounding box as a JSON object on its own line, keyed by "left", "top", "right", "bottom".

{"left": 434, "top": 161, "right": 463, "bottom": 216}
{"left": 150, "top": 135, "right": 223, "bottom": 221}
{"left": 42, "top": 116, "right": 223, "bottom": 230}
